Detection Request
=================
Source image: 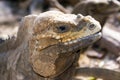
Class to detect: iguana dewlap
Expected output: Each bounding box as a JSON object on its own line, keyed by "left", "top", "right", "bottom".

{"left": 0, "top": 11, "right": 101, "bottom": 80}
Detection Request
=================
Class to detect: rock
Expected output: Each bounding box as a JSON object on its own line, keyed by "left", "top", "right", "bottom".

{"left": 85, "top": 49, "right": 105, "bottom": 59}
{"left": 98, "top": 13, "right": 120, "bottom": 55}
{"left": 0, "top": 1, "right": 15, "bottom": 23}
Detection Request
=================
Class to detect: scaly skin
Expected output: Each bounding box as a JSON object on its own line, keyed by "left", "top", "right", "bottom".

{"left": 0, "top": 11, "right": 102, "bottom": 80}
{"left": 29, "top": 11, "right": 101, "bottom": 77}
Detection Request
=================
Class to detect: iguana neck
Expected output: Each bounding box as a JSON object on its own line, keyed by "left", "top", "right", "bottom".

{"left": 4, "top": 39, "right": 79, "bottom": 80}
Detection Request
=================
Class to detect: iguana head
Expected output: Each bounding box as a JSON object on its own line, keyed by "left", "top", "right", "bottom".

{"left": 28, "top": 11, "right": 101, "bottom": 78}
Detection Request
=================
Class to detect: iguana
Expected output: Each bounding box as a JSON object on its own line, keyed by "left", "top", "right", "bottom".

{"left": 0, "top": 11, "right": 119, "bottom": 80}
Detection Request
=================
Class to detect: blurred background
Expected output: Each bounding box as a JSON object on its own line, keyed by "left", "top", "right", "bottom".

{"left": 0, "top": 0, "right": 120, "bottom": 79}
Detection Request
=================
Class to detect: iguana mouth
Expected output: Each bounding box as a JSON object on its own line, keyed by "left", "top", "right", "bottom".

{"left": 60, "top": 32, "right": 101, "bottom": 53}
{"left": 63, "top": 32, "right": 101, "bottom": 45}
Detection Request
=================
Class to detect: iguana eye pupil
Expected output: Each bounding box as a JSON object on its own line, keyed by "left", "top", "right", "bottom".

{"left": 59, "top": 26, "right": 66, "bottom": 31}
{"left": 89, "top": 24, "right": 95, "bottom": 30}
{"left": 57, "top": 26, "right": 68, "bottom": 33}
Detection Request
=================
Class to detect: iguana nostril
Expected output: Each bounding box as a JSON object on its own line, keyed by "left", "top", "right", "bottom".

{"left": 89, "top": 24, "right": 96, "bottom": 30}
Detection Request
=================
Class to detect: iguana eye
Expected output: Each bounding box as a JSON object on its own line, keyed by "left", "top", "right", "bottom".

{"left": 56, "top": 25, "right": 69, "bottom": 33}
{"left": 89, "top": 24, "right": 96, "bottom": 30}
